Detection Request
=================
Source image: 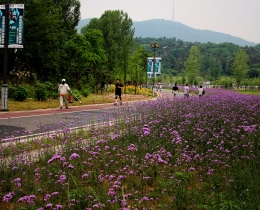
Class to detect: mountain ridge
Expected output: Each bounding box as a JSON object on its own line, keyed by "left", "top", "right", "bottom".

{"left": 77, "top": 18, "right": 258, "bottom": 47}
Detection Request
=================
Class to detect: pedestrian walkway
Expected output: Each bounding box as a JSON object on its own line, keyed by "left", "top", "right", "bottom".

{"left": 0, "top": 90, "right": 184, "bottom": 139}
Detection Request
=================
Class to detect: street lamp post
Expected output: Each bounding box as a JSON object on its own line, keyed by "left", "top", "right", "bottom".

{"left": 150, "top": 42, "right": 159, "bottom": 96}
{"left": 1, "top": 0, "right": 9, "bottom": 111}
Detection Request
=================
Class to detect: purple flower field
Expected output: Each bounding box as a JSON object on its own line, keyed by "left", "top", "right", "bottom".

{"left": 0, "top": 89, "right": 260, "bottom": 209}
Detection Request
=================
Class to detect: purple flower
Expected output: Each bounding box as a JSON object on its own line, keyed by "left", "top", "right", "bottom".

{"left": 127, "top": 144, "right": 138, "bottom": 151}
{"left": 55, "top": 204, "right": 63, "bottom": 209}
{"left": 48, "top": 155, "right": 62, "bottom": 164}
{"left": 46, "top": 203, "right": 53, "bottom": 208}
{"left": 44, "top": 194, "right": 51, "bottom": 202}
{"left": 69, "top": 153, "right": 80, "bottom": 160}
{"left": 13, "top": 178, "right": 21, "bottom": 182}
{"left": 59, "top": 175, "right": 66, "bottom": 182}
{"left": 112, "top": 134, "right": 120, "bottom": 140}
{"left": 142, "top": 124, "right": 150, "bottom": 135}
{"left": 82, "top": 174, "right": 89, "bottom": 178}
{"left": 68, "top": 164, "right": 74, "bottom": 169}
{"left": 18, "top": 195, "right": 36, "bottom": 204}
{"left": 2, "top": 192, "right": 14, "bottom": 202}
{"left": 96, "top": 139, "right": 108, "bottom": 144}
{"left": 52, "top": 192, "right": 59, "bottom": 196}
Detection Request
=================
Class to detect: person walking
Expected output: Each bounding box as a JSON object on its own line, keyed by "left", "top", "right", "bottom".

{"left": 159, "top": 83, "right": 162, "bottom": 91}
{"left": 198, "top": 85, "right": 204, "bottom": 97}
{"left": 114, "top": 79, "right": 123, "bottom": 105}
{"left": 58, "top": 79, "right": 72, "bottom": 109}
{"left": 184, "top": 84, "right": 189, "bottom": 98}
{"left": 172, "top": 83, "right": 179, "bottom": 96}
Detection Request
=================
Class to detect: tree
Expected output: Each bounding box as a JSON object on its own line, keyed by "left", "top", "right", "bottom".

{"left": 247, "top": 68, "right": 260, "bottom": 79}
{"left": 81, "top": 10, "right": 135, "bottom": 91}
{"left": 10, "top": 0, "right": 62, "bottom": 82}
{"left": 232, "top": 49, "right": 249, "bottom": 86}
{"left": 184, "top": 46, "right": 200, "bottom": 85}
{"left": 7, "top": 0, "right": 81, "bottom": 83}
{"left": 53, "top": 0, "right": 81, "bottom": 41}
{"left": 62, "top": 34, "right": 91, "bottom": 88}
{"left": 128, "top": 43, "right": 149, "bottom": 93}
{"left": 84, "top": 29, "right": 107, "bottom": 93}
{"left": 200, "top": 54, "right": 222, "bottom": 80}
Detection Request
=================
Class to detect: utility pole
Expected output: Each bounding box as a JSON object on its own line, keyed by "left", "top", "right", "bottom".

{"left": 1, "top": 0, "right": 9, "bottom": 111}
{"left": 150, "top": 42, "right": 159, "bottom": 96}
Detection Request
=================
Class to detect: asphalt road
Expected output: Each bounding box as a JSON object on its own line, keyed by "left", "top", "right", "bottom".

{"left": 0, "top": 89, "right": 185, "bottom": 139}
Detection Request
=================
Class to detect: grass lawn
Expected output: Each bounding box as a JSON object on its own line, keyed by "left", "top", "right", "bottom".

{"left": 235, "top": 89, "right": 260, "bottom": 95}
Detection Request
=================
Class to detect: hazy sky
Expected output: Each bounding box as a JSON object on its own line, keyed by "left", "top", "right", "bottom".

{"left": 80, "top": 0, "right": 260, "bottom": 43}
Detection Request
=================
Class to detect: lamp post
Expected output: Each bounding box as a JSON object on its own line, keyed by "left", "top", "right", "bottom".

{"left": 150, "top": 42, "right": 159, "bottom": 96}
{"left": 1, "top": 0, "right": 9, "bottom": 111}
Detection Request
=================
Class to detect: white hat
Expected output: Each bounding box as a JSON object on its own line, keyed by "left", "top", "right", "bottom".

{"left": 62, "top": 79, "right": 66, "bottom": 82}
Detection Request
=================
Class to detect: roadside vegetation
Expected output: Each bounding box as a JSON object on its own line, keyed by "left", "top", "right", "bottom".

{"left": 1, "top": 89, "right": 260, "bottom": 209}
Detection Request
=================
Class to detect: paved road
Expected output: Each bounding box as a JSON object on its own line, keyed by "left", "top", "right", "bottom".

{"left": 0, "top": 90, "right": 185, "bottom": 139}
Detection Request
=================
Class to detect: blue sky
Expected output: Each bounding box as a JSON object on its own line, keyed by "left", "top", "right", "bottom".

{"left": 80, "top": 0, "right": 260, "bottom": 43}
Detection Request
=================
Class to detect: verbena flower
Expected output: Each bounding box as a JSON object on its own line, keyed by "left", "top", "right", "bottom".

{"left": 2, "top": 192, "right": 14, "bottom": 202}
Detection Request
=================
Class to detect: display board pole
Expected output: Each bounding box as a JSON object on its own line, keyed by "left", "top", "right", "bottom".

{"left": 1, "top": 0, "right": 9, "bottom": 111}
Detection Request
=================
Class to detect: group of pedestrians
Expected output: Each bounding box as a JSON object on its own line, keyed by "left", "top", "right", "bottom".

{"left": 57, "top": 78, "right": 124, "bottom": 109}
{"left": 57, "top": 78, "right": 206, "bottom": 109}
{"left": 172, "top": 83, "right": 205, "bottom": 97}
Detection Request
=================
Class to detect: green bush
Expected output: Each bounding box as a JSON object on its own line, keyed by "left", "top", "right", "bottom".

{"left": 34, "top": 82, "right": 48, "bottom": 101}
{"left": 22, "top": 84, "right": 35, "bottom": 98}
{"left": 8, "top": 83, "right": 17, "bottom": 98}
{"left": 71, "top": 89, "right": 82, "bottom": 100}
{"left": 81, "top": 86, "right": 91, "bottom": 97}
{"left": 44, "top": 81, "right": 58, "bottom": 99}
{"left": 13, "top": 85, "right": 29, "bottom": 101}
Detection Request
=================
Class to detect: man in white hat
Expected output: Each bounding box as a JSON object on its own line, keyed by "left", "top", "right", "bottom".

{"left": 58, "top": 79, "right": 72, "bottom": 109}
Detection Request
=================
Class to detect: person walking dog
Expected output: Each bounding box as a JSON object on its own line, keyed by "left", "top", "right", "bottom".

{"left": 58, "top": 79, "right": 72, "bottom": 109}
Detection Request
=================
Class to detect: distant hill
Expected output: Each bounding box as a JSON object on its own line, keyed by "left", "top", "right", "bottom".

{"left": 77, "top": 18, "right": 258, "bottom": 47}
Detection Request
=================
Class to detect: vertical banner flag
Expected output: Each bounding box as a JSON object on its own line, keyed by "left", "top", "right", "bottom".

{"left": 147, "top": 57, "right": 162, "bottom": 78}
{"left": 0, "top": 4, "right": 24, "bottom": 48}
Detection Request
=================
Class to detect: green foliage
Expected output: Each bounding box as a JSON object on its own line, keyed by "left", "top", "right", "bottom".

{"left": 34, "top": 82, "right": 48, "bottom": 101}
{"left": 6, "top": 0, "right": 81, "bottom": 83}
{"left": 81, "top": 86, "right": 91, "bottom": 97}
{"left": 200, "top": 54, "right": 222, "bottom": 80}
{"left": 44, "top": 81, "right": 58, "bottom": 99}
{"left": 247, "top": 68, "right": 260, "bottom": 78}
{"left": 128, "top": 43, "right": 150, "bottom": 93}
{"left": 71, "top": 89, "right": 82, "bottom": 100}
{"left": 83, "top": 10, "right": 135, "bottom": 89}
{"left": 184, "top": 46, "right": 201, "bottom": 85}
{"left": 232, "top": 49, "right": 249, "bottom": 86}
{"left": 8, "top": 84, "right": 17, "bottom": 99}
{"left": 13, "top": 86, "right": 29, "bottom": 101}
{"left": 212, "top": 76, "right": 234, "bottom": 88}
{"left": 133, "top": 38, "right": 260, "bottom": 85}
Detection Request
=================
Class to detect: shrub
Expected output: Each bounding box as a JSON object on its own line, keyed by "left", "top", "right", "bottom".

{"left": 8, "top": 83, "right": 17, "bottom": 98}
{"left": 22, "top": 84, "right": 35, "bottom": 98}
{"left": 44, "top": 81, "right": 58, "bottom": 99}
{"left": 81, "top": 86, "right": 91, "bottom": 97}
{"left": 13, "top": 85, "right": 29, "bottom": 101}
{"left": 71, "top": 89, "right": 82, "bottom": 100}
{"left": 34, "top": 82, "right": 48, "bottom": 101}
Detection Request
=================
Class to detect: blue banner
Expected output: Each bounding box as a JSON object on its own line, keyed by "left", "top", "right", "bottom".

{"left": 0, "top": 4, "right": 24, "bottom": 48}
